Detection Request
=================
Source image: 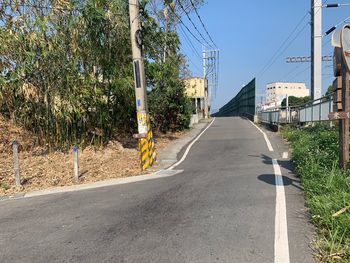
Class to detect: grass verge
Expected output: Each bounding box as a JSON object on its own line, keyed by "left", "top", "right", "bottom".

{"left": 281, "top": 124, "right": 350, "bottom": 262}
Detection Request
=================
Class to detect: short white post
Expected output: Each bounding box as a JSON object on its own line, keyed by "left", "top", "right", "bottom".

{"left": 73, "top": 146, "right": 79, "bottom": 182}
{"left": 12, "top": 140, "right": 21, "bottom": 186}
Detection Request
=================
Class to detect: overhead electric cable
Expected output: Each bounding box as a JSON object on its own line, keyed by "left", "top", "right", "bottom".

{"left": 257, "top": 12, "right": 309, "bottom": 78}
{"left": 178, "top": 24, "right": 202, "bottom": 58}
{"left": 188, "top": 0, "right": 217, "bottom": 47}
{"left": 259, "top": 22, "right": 309, "bottom": 78}
{"left": 168, "top": 5, "right": 204, "bottom": 46}
{"left": 175, "top": 0, "right": 214, "bottom": 49}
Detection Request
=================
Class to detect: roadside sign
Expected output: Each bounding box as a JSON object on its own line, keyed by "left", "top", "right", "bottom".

{"left": 328, "top": 111, "right": 350, "bottom": 120}
{"left": 331, "top": 25, "right": 350, "bottom": 72}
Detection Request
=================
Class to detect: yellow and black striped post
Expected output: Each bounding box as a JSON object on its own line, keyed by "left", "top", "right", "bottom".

{"left": 138, "top": 114, "right": 156, "bottom": 171}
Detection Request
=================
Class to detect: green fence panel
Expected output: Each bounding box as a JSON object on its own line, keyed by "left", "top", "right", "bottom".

{"left": 213, "top": 78, "right": 256, "bottom": 117}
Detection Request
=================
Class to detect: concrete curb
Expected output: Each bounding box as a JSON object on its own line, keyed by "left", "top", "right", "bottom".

{"left": 0, "top": 170, "right": 184, "bottom": 201}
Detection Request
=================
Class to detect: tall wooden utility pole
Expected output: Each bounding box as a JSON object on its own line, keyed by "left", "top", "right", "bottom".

{"left": 129, "top": 0, "right": 156, "bottom": 170}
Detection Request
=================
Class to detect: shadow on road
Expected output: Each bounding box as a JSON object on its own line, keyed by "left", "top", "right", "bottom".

{"left": 260, "top": 154, "right": 295, "bottom": 173}
{"left": 256, "top": 154, "right": 304, "bottom": 191}
{"left": 257, "top": 174, "right": 304, "bottom": 191}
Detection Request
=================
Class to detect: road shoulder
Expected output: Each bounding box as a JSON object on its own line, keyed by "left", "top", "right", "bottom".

{"left": 154, "top": 120, "right": 211, "bottom": 170}
{"left": 259, "top": 123, "right": 315, "bottom": 263}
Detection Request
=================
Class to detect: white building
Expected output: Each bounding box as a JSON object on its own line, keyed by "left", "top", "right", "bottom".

{"left": 265, "top": 82, "right": 309, "bottom": 108}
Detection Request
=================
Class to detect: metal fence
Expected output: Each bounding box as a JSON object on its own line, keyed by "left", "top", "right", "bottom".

{"left": 259, "top": 94, "right": 333, "bottom": 124}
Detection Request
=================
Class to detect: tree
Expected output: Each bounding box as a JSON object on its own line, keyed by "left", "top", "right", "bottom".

{"left": 147, "top": 55, "right": 192, "bottom": 132}
{"left": 281, "top": 96, "right": 311, "bottom": 107}
{"left": 0, "top": 0, "right": 194, "bottom": 149}
{"left": 325, "top": 85, "right": 333, "bottom": 96}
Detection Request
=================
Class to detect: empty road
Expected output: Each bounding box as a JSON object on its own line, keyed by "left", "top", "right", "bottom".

{"left": 0, "top": 117, "right": 313, "bottom": 262}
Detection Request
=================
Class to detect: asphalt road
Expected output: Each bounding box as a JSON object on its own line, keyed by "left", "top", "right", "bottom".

{"left": 0, "top": 117, "right": 313, "bottom": 263}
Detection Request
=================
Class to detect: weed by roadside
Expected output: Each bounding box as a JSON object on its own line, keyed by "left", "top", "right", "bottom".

{"left": 282, "top": 125, "right": 350, "bottom": 262}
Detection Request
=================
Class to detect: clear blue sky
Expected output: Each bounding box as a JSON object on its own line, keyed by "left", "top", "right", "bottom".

{"left": 178, "top": 0, "right": 350, "bottom": 111}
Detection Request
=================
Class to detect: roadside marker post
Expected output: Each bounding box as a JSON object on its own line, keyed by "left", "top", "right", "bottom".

{"left": 73, "top": 146, "right": 79, "bottom": 182}
{"left": 12, "top": 140, "right": 21, "bottom": 186}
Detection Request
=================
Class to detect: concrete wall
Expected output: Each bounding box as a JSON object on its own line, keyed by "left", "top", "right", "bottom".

{"left": 189, "top": 113, "right": 203, "bottom": 127}
{"left": 266, "top": 82, "right": 309, "bottom": 106}
{"left": 184, "top": 77, "right": 205, "bottom": 98}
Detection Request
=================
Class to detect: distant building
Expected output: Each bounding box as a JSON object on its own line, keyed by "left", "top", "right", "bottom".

{"left": 265, "top": 82, "right": 309, "bottom": 108}
{"left": 184, "top": 77, "right": 209, "bottom": 118}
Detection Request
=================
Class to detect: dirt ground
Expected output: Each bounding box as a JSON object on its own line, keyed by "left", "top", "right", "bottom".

{"left": 0, "top": 116, "right": 187, "bottom": 196}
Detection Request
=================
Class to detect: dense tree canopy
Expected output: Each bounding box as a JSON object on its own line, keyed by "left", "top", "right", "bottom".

{"left": 281, "top": 96, "right": 311, "bottom": 107}
{"left": 0, "top": 0, "right": 197, "bottom": 148}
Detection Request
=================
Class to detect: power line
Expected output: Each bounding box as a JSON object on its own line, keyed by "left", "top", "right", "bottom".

{"left": 259, "top": 21, "right": 309, "bottom": 78}
{"left": 188, "top": 0, "right": 217, "bottom": 47}
{"left": 176, "top": 0, "right": 214, "bottom": 49}
{"left": 185, "top": 55, "right": 202, "bottom": 74}
{"left": 178, "top": 23, "right": 202, "bottom": 59}
{"left": 290, "top": 64, "right": 310, "bottom": 82}
{"left": 282, "top": 63, "right": 304, "bottom": 79}
{"left": 258, "top": 1, "right": 328, "bottom": 80}
{"left": 257, "top": 12, "right": 309, "bottom": 78}
{"left": 168, "top": 4, "right": 204, "bottom": 46}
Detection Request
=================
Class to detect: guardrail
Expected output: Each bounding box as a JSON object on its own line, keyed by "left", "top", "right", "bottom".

{"left": 259, "top": 94, "right": 334, "bottom": 124}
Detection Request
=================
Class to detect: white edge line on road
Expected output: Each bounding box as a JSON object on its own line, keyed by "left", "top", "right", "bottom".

{"left": 282, "top": 152, "right": 289, "bottom": 159}
{"left": 273, "top": 159, "right": 290, "bottom": 263}
{"left": 247, "top": 119, "right": 289, "bottom": 262}
{"left": 248, "top": 120, "right": 274, "bottom": 152}
{"left": 167, "top": 118, "right": 216, "bottom": 170}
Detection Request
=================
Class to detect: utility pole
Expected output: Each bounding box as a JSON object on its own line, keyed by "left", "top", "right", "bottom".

{"left": 202, "top": 48, "right": 208, "bottom": 119}
{"left": 311, "top": 0, "right": 322, "bottom": 101}
{"left": 202, "top": 46, "right": 220, "bottom": 118}
{"left": 129, "top": 0, "right": 156, "bottom": 170}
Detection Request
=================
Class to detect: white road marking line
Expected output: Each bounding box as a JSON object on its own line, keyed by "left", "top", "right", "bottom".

{"left": 282, "top": 152, "right": 289, "bottom": 159}
{"left": 248, "top": 120, "right": 274, "bottom": 152}
{"left": 247, "top": 119, "right": 290, "bottom": 262}
{"left": 167, "top": 118, "right": 216, "bottom": 170}
{"left": 272, "top": 159, "right": 290, "bottom": 263}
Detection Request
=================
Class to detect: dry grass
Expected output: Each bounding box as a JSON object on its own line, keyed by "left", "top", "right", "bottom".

{"left": 0, "top": 116, "right": 188, "bottom": 196}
